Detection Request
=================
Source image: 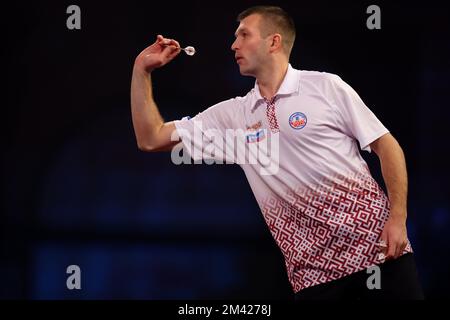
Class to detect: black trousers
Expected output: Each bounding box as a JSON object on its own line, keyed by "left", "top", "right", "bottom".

{"left": 294, "top": 253, "right": 424, "bottom": 300}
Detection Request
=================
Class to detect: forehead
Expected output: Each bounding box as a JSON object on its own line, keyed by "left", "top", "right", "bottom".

{"left": 235, "top": 14, "right": 262, "bottom": 33}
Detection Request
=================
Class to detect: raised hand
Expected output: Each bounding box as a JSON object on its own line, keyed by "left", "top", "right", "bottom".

{"left": 134, "top": 35, "right": 181, "bottom": 72}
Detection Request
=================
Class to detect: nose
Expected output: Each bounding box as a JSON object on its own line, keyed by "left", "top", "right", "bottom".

{"left": 231, "top": 38, "right": 238, "bottom": 51}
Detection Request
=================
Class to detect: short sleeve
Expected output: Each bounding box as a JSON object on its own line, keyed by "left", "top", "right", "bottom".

{"left": 173, "top": 98, "right": 238, "bottom": 163}
{"left": 327, "top": 74, "right": 389, "bottom": 152}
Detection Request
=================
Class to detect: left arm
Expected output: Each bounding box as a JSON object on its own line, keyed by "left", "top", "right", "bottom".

{"left": 370, "top": 133, "right": 409, "bottom": 260}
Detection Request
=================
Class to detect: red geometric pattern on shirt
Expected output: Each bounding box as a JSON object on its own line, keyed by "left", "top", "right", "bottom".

{"left": 264, "top": 97, "right": 279, "bottom": 133}
{"left": 260, "top": 167, "right": 413, "bottom": 293}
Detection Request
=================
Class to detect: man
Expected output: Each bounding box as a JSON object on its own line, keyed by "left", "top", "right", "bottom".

{"left": 130, "top": 6, "right": 424, "bottom": 299}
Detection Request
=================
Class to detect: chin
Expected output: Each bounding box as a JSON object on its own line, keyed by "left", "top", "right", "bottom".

{"left": 238, "top": 66, "right": 255, "bottom": 77}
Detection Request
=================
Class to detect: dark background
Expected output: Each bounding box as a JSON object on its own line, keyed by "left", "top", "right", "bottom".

{"left": 2, "top": 0, "right": 449, "bottom": 299}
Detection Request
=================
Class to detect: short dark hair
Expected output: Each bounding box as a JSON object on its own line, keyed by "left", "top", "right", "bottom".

{"left": 237, "top": 6, "right": 296, "bottom": 57}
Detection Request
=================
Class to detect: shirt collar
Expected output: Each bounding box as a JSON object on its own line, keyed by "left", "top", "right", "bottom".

{"left": 253, "top": 64, "right": 300, "bottom": 102}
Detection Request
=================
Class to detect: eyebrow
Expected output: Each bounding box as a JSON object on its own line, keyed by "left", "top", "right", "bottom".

{"left": 234, "top": 27, "right": 250, "bottom": 37}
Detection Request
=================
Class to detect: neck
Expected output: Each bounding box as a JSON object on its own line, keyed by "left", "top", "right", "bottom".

{"left": 256, "top": 60, "right": 289, "bottom": 99}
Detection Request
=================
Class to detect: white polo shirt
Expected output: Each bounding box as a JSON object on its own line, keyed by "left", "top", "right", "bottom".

{"left": 173, "top": 64, "right": 412, "bottom": 293}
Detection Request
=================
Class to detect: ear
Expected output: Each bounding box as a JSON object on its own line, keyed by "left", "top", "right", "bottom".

{"left": 269, "top": 33, "right": 282, "bottom": 52}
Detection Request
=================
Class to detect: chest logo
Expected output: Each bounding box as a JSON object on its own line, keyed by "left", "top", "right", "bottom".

{"left": 246, "top": 121, "right": 262, "bottom": 131}
{"left": 246, "top": 129, "right": 266, "bottom": 143}
{"left": 289, "top": 112, "right": 307, "bottom": 130}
